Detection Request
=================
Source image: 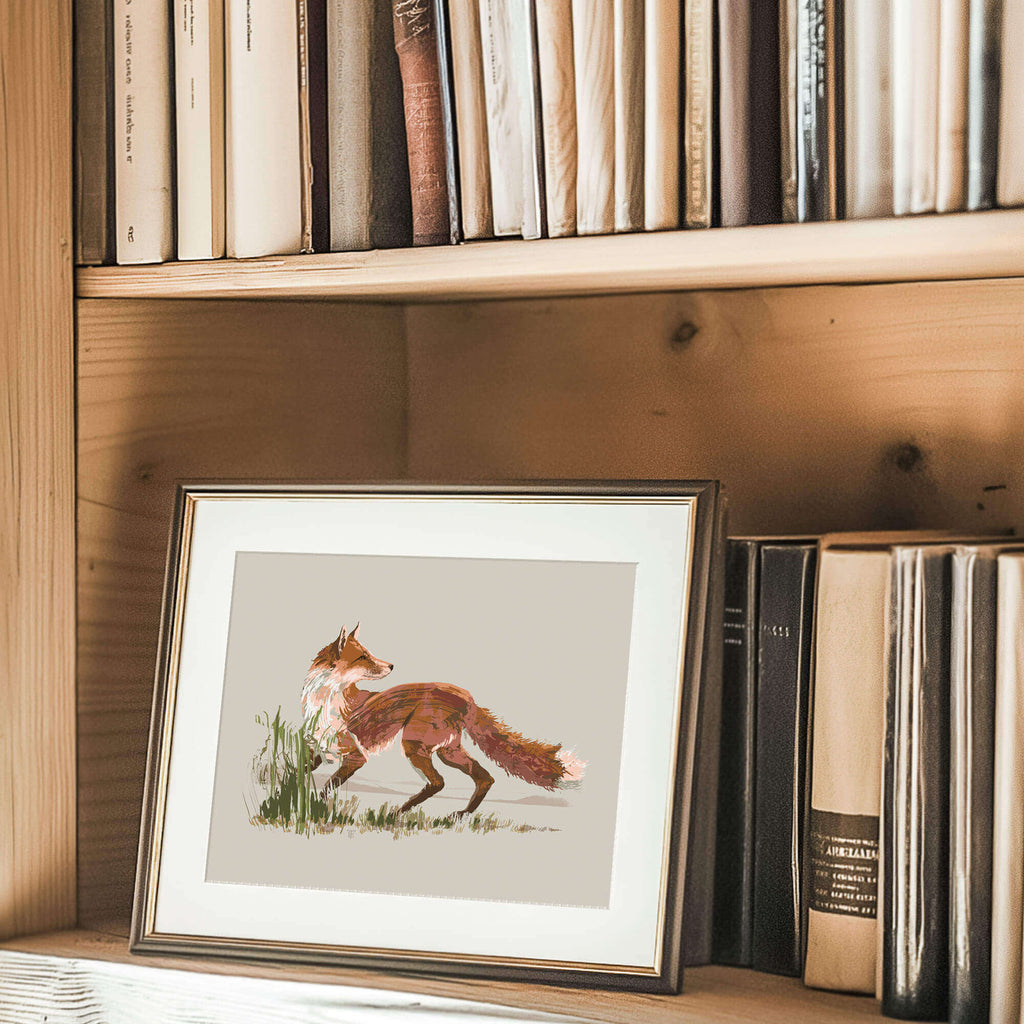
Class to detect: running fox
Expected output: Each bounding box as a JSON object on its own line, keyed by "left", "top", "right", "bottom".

{"left": 300, "top": 623, "right": 585, "bottom": 815}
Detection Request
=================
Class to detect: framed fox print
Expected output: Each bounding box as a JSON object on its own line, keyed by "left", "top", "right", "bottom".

{"left": 131, "top": 481, "right": 722, "bottom": 992}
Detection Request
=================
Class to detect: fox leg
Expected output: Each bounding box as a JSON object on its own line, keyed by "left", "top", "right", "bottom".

{"left": 319, "top": 736, "right": 367, "bottom": 795}
{"left": 437, "top": 743, "right": 494, "bottom": 815}
{"left": 399, "top": 740, "right": 445, "bottom": 812}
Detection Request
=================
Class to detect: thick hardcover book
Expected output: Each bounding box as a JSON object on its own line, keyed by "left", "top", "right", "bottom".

{"left": 882, "top": 546, "right": 952, "bottom": 1020}
{"left": 804, "top": 546, "right": 889, "bottom": 994}
{"left": 435, "top": 0, "right": 463, "bottom": 244}
{"left": 752, "top": 543, "right": 816, "bottom": 977}
{"left": 392, "top": 0, "right": 452, "bottom": 246}
{"left": 937, "top": 0, "right": 969, "bottom": 212}
{"left": 991, "top": 552, "right": 1024, "bottom": 1024}
{"left": 949, "top": 545, "right": 1002, "bottom": 1024}
{"left": 113, "top": 0, "right": 174, "bottom": 264}
{"left": 174, "top": 0, "right": 226, "bottom": 260}
{"left": 711, "top": 539, "right": 759, "bottom": 966}
{"left": 844, "top": 0, "right": 893, "bottom": 219}
{"left": 572, "top": 1, "right": 615, "bottom": 235}
{"left": 75, "top": 0, "right": 114, "bottom": 264}
{"left": 967, "top": 0, "right": 1002, "bottom": 210}
{"left": 225, "top": 0, "right": 302, "bottom": 257}
{"left": 684, "top": 0, "right": 714, "bottom": 228}
{"left": 613, "top": 0, "right": 644, "bottom": 232}
{"left": 644, "top": 0, "right": 680, "bottom": 229}
{"left": 326, "top": 0, "right": 411, "bottom": 252}
{"left": 448, "top": 0, "right": 493, "bottom": 238}
{"left": 997, "top": 0, "right": 1021, "bottom": 206}
{"left": 535, "top": 0, "right": 577, "bottom": 237}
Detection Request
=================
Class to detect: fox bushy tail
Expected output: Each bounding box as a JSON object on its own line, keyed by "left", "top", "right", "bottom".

{"left": 465, "top": 705, "right": 585, "bottom": 790}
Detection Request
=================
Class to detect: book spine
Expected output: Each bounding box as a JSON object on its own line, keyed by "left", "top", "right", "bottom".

{"left": 392, "top": 0, "right": 452, "bottom": 246}
{"left": 844, "top": 0, "right": 893, "bottom": 219}
{"left": 448, "top": 0, "right": 494, "bottom": 238}
{"left": 644, "top": 0, "right": 680, "bottom": 229}
{"left": 882, "top": 547, "right": 951, "bottom": 1020}
{"left": 780, "top": 0, "right": 799, "bottom": 222}
{"left": 711, "top": 540, "right": 759, "bottom": 966}
{"left": 572, "top": 0, "right": 615, "bottom": 235}
{"left": 684, "top": 0, "right": 714, "bottom": 228}
{"left": 434, "top": 0, "right": 463, "bottom": 244}
{"left": 804, "top": 548, "right": 888, "bottom": 994}
{"left": 747, "top": 0, "right": 782, "bottom": 224}
{"left": 967, "top": 0, "right": 1002, "bottom": 210}
{"left": 224, "top": 0, "right": 302, "bottom": 257}
{"left": 113, "top": 0, "right": 174, "bottom": 264}
{"left": 613, "top": 0, "right": 644, "bottom": 232}
{"left": 516, "top": 0, "right": 545, "bottom": 240}
{"left": 535, "top": 0, "right": 577, "bottom": 237}
{"left": 75, "top": 0, "right": 114, "bottom": 264}
{"left": 991, "top": 553, "right": 1024, "bottom": 1024}
{"left": 752, "top": 543, "right": 816, "bottom": 977}
{"left": 174, "top": 0, "right": 226, "bottom": 260}
{"left": 936, "top": 0, "right": 970, "bottom": 212}
{"left": 306, "top": 0, "right": 329, "bottom": 252}
{"left": 718, "top": 0, "right": 751, "bottom": 228}
{"left": 997, "top": 0, "right": 1021, "bottom": 206}
{"left": 948, "top": 549, "right": 995, "bottom": 1024}
{"left": 297, "top": 0, "right": 314, "bottom": 254}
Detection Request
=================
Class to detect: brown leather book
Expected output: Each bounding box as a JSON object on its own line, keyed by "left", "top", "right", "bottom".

{"left": 392, "top": 0, "right": 451, "bottom": 246}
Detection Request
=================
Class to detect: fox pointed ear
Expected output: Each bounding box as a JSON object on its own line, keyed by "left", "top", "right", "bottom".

{"left": 336, "top": 626, "right": 348, "bottom": 653}
{"left": 351, "top": 621, "right": 361, "bottom": 640}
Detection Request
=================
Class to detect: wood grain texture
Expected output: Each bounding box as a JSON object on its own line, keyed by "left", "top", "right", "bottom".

{"left": 76, "top": 300, "right": 408, "bottom": 928}
{"left": 572, "top": 0, "right": 615, "bottom": 234}
{"left": 614, "top": 0, "right": 644, "bottom": 231}
{"left": 0, "top": 930, "right": 883, "bottom": 1023}
{"left": 76, "top": 208, "right": 1024, "bottom": 301}
{"left": 407, "top": 278, "right": 1024, "bottom": 536}
{"left": 0, "top": 0, "right": 77, "bottom": 940}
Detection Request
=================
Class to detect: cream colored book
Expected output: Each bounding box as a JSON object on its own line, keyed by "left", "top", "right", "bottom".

{"left": 998, "top": 0, "right": 1024, "bottom": 206}
{"left": 993, "top": 553, "right": 1024, "bottom": 1024}
{"left": 614, "top": 0, "right": 643, "bottom": 232}
{"left": 936, "top": 0, "right": 969, "bottom": 212}
{"left": 535, "top": 0, "right": 577, "bottom": 237}
{"left": 684, "top": 0, "right": 713, "bottom": 228}
{"left": 174, "top": 0, "right": 225, "bottom": 260}
{"left": 449, "top": 0, "right": 493, "bottom": 239}
{"left": 113, "top": 0, "right": 174, "bottom": 264}
{"left": 572, "top": 0, "right": 615, "bottom": 235}
{"left": 644, "top": 0, "right": 680, "bottom": 230}
{"left": 225, "top": 0, "right": 302, "bottom": 257}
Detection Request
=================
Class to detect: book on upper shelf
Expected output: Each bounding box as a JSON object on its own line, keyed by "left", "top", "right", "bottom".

{"left": 683, "top": 0, "right": 714, "bottom": 228}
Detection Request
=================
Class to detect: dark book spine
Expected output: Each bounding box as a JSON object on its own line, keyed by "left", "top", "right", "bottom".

{"left": 433, "top": 0, "right": 462, "bottom": 244}
{"left": 751, "top": 543, "right": 816, "bottom": 976}
{"left": 307, "top": 0, "right": 330, "bottom": 252}
{"left": 711, "top": 540, "right": 759, "bottom": 966}
{"left": 392, "top": 0, "right": 452, "bottom": 246}
{"left": 883, "top": 548, "right": 951, "bottom": 1020}
{"left": 748, "top": 0, "right": 782, "bottom": 224}
{"left": 949, "top": 550, "right": 996, "bottom": 1024}
{"left": 966, "top": 0, "right": 1002, "bottom": 210}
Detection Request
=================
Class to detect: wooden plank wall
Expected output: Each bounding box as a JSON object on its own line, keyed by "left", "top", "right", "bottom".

{"left": 0, "top": 1, "right": 77, "bottom": 939}
{"left": 76, "top": 300, "right": 408, "bottom": 929}
{"left": 406, "top": 279, "right": 1024, "bottom": 535}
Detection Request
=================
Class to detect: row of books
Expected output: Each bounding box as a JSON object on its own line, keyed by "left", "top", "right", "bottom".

{"left": 76, "top": 0, "right": 1024, "bottom": 266}
{"left": 712, "top": 533, "right": 1024, "bottom": 1023}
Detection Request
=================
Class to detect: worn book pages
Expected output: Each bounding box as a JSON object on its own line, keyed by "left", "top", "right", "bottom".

{"left": 644, "top": 0, "right": 680, "bottom": 229}
{"left": 613, "top": 0, "right": 644, "bottom": 232}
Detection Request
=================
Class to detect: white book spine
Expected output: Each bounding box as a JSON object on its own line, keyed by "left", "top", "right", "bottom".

{"left": 114, "top": 0, "right": 174, "bottom": 264}
{"left": 644, "top": 0, "right": 680, "bottom": 230}
{"left": 514, "top": 0, "right": 544, "bottom": 240}
{"left": 844, "top": 0, "right": 893, "bottom": 219}
{"left": 327, "top": 0, "right": 372, "bottom": 251}
{"left": 225, "top": 0, "right": 302, "bottom": 257}
{"left": 936, "top": 0, "right": 969, "bottom": 212}
{"left": 613, "top": 0, "right": 644, "bottom": 232}
{"left": 175, "top": 0, "right": 225, "bottom": 259}
{"left": 998, "top": 0, "right": 1024, "bottom": 206}
{"left": 572, "top": 0, "right": 615, "bottom": 235}
{"left": 992, "top": 554, "right": 1024, "bottom": 1024}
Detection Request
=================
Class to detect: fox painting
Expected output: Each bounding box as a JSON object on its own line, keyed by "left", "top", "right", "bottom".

{"left": 300, "top": 623, "right": 585, "bottom": 816}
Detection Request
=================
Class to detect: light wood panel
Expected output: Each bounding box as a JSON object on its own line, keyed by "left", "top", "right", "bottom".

{"left": 76, "top": 300, "right": 408, "bottom": 928}
{"left": 0, "top": 1, "right": 77, "bottom": 939}
{"left": 406, "top": 278, "right": 1024, "bottom": 535}
{"left": 77, "top": 208, "right": 1024, "bottom": 301}
{"left": 0, "top": 930, "right": 881, "bottom": 1024}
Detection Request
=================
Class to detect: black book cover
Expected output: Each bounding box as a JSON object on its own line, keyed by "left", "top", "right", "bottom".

{"left": 883, "top": 547, "right": 952, "bottom": 1020}
{"left": 967, "top": 0, "right": 1002, "bottom": 211}
{"left": 711, "top": 539, "right": 759, "bottom": 966}
{"left": 307, "top": 0, "right": 330, "bottom": 252}
{"left": 751, "top": 542, "right": 816, "bottom": 976}
{"left": 748, "top": 0, "right": 782, "bottom": 225}
{"left": 949, "top": 546, "right": 1000, "bottom": 1024}
{"left": 434, "top": 0, "right": 462, "bottom": 244}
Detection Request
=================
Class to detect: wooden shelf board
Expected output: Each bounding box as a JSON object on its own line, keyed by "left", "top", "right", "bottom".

{"left": 0, "top": 929, "right": 883, "bottom": 1023}
{"left": 76, "top": 209, "right": 1024, "bottom": 302}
